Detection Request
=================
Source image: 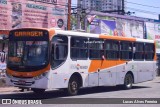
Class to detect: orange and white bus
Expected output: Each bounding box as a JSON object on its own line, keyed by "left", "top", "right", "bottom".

{"left": 6, "top": 28, "right": 157, "bottom": 95}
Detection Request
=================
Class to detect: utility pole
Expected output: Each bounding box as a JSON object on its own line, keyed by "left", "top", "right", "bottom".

{"left": 67, "top": 0, "right": 71, "bottom": 30}
{"left": 122, "top": 0, "right": 125, "bottom": 15}
{"left": 118, "top": 5, "right": 120, "bottom": 14}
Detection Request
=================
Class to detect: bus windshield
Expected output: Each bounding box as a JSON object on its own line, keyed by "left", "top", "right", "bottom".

{"left": 8, "top": 41, "right": 48, "bottom": 66}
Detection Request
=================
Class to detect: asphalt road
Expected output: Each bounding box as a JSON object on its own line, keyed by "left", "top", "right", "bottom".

{"left": 0, "top": 77, "right": 160, "bottom": 107}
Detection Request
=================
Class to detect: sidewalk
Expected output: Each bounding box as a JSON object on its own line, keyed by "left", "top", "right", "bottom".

{"left": 0, "top": 87, "right": 20, "bottom": 93}
{"left": 0, "top": 77, "right": 159, "bottom": 94}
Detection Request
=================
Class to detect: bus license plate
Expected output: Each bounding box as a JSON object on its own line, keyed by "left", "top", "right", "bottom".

{"left": 18, "top": 80, "right": 26, "bottom": 85}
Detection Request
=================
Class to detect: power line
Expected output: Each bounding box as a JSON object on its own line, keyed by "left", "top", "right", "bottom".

{"left": 71, "top": 1, "right": 159, "bottom": 16}
{"left": 127, "top": 7, "right": 159, "bottom": 15}
{"left": 103, "top": 3, "right": 160, "bottom": 15}
{"left": 79, "top": 3, "right": 160, "bottom": 16}
{"left": 125, "top": 1, "right": 160, "bottom": 9}
{"left": 98, "top": 5, "right": 160, "bottom": 15}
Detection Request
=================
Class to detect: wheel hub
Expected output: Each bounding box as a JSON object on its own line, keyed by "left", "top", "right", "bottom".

{"left": 71, "top": 81, "right": 77, "bottom": 91}
{"left": 126, "top": 75, "right": 132, "bottom": 87}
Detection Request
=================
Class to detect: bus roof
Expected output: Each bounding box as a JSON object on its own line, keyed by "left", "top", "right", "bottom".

{"left": 55, "top": 29, "right": 99, "bottom": 38}
{"left": 54, "top": 29, "right": 154, "bottom": 43}
{"left": 9, "top": 28, "right": 154, "bottom": 43}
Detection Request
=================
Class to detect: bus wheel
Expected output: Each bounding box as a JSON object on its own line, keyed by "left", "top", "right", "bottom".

{"left": 32, "top": 88, "right": 45, "bottom": 94}
{"left": 124, "top": 73, "right": 133, "bottom": 89}
{"left": 67, "top": 77, "right": 79, "bottom": 96}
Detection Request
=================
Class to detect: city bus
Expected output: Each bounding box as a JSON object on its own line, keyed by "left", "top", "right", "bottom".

{"left": 6, "top": 28, "right": 157, "bottom": 95}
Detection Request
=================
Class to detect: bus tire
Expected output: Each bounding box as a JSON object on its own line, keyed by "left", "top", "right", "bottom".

{"left": 32, "top": 88, "right": 45, "bottom": 94}
{"left": 123, "top": 73, "right": 133, "bottom": 89}
{"left": 67, "top": 77, "right": 79, "bottom": 96}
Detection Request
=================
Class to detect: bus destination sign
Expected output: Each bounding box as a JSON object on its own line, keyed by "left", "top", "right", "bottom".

{"left": 9, "top": 29, "right": 49, "bottom": 41}
{"left": 14, "top": 31, "right": 43, "bottom": 37}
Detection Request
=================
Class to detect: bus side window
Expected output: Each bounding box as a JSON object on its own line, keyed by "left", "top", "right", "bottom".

{"left": 71, "top": 37, "right": 88, "bottom": 60}
{"left": 51, "top": 35, "right": 68, "bottom": 69}
{"left": 120, "top": 41, "right": 132, "bottom": 60}
{"left": 0, "top": 40, "right": 7, "bottom": 52}
{"left": 105, "top": 40, "right": 119, "bottom": 60}
{"left": 134, "top": 42, "right": 144, "bottom": 60}
{"left": 145, "top": 43, "right": 154, "bottom": 60}
{"left": 55, "top": 44, "right": 67, "bottom": 60}
{"left": 89, "top": 38, "right": 104, "bottom": 60}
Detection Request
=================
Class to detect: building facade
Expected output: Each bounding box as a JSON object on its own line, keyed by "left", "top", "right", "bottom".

{"left": 82, "top": 0, "right": 124, "bottom": 14}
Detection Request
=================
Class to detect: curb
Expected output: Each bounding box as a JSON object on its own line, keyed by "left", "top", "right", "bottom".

{"left": 0, "top": 87, "right": 20, "bottom": 93}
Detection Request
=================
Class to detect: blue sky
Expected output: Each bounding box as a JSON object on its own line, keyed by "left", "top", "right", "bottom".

{"left": 71, "top": 0, "right": 160, "bottom": 20}
{"left": 126, "top": 0, "right": 160, "bottom": 20}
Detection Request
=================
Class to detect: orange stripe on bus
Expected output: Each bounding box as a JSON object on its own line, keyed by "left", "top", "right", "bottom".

{"left": 101, "top": 60, "right": 127, "bottom": 69}
{"left": 49, "top": 28, "right": 55, "bottom": 40}
{"left": 88, "top": 60, "right": 102, "bottom": 73}
{"left": 89, "top": 60, "right": 127, "bottom": 73}
{"left": 6, "top": 64, "right": 50, "bottom": 77}
{"left": 99, "top": 35, "right": 136, "bottom": 42}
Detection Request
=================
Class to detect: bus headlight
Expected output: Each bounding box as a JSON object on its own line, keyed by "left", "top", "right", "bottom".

{"left": 34, "top": 72, "right": 48, "bottom": 80}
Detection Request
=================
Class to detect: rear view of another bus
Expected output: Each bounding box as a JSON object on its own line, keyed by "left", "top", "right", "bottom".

{"left": 0, "top": 30, "right": 9, "bottom": 77}
{"left": 156, "top": 53, "right": 160, "bottom": 76}
{"left": 6, "top": 28, "right": 50, "bottom": 93}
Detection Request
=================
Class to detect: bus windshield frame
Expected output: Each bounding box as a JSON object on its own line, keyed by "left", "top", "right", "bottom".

{"left": 7, "top": 29, "right": 49, "bottom": 72}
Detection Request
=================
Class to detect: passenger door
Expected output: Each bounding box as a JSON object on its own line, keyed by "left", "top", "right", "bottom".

{"left": 88, "top": 38, "right": 104, "bottom": 86}
{"left": 70, "top": 37, "right": 89, "bottom": 86}
{"left": 99, "top": 60, "right": 117, "bottom": 86}
{"left": 98, "top": 40, "right": 119, "bottom": 86}
{"left": 137, "top": 43, "right": 154, "bottom": 82}
{"left": 88, "top": 60, "right": 102, "bottom": 86}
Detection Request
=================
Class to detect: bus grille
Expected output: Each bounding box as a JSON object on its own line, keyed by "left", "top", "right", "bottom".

{"left": 11, "top": 80, "right": 35, "bottom": 86}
